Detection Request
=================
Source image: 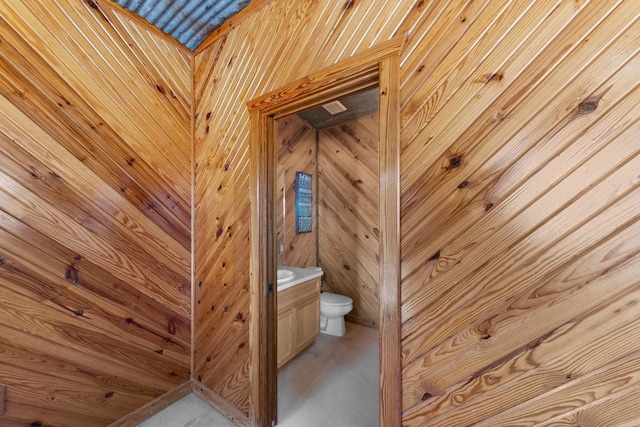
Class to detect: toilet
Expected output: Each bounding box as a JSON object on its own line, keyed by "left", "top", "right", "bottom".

{"left": 320, "top": 292, "right": 353, "bottom": 336}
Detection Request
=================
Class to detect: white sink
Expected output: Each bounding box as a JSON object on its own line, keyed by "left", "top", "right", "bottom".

{"left": 277, "top": 269, "right": 295, "bottom": 284}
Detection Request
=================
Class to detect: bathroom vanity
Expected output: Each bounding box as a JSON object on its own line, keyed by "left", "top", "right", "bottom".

{"left": 277, "top": 276, "right": 320, "bottom": 368}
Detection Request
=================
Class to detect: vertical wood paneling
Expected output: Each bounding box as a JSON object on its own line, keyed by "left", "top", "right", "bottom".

{"left": 276, "top": 115, "right": 317, "bottom": 268}
{"left": 194, "top": 0, "right": 640, "bottom": 424}
{"left": 318, "top": 114, "right": 380, "bottom": 328}
{"left": 0, "top": 1, "right": 191, "bottom": 424}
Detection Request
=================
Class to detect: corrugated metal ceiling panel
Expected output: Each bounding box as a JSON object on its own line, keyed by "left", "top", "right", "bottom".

{"left": 114, "top": 0, "right": 251, "bottom": 51}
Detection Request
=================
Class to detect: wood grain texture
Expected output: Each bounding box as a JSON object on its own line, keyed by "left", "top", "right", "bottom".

{"left": 378, "top": 54, "right": 402, "bottom": 427}
{"left": 194, "top": 0, "right": 405, "bottom": 415}
{"left": 318, "top": 114, "right": 380, "bottom": 328}
{"left": 0, "top": 0, "right": 191, "bottom": 424}
{"left": 276, "top": 115, "right": 317, "bottom": 268}
{"left": 243, "top": 35, "right": 402, "bottom": 426}
{"left": 194, "top": 0, "right": 640, "bottom": 425}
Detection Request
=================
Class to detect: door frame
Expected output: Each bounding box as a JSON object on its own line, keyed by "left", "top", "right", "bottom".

{"left": 247, "top": 37, "right": 403, "bottom": 427}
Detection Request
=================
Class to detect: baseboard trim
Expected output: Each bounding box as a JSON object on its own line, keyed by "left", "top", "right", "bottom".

{"left": 109, "top": 380, "right": 193, "bottom": 427}
{"left": 193, "top": 380, "right": 250, "bottom": 427}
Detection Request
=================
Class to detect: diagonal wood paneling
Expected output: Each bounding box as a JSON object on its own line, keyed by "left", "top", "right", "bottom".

{"left": 318, "top": 113, "right": 379, "bottom": 328}
{"left": 0, "top": 0, "right": 191, "bottom": 424}
{"left": 276, "top": 114, "right": 317, "bottom": 268}
{"left": 398, "top": 0, "right": 640, "bottom": 423}
{"left": 194, "top": 0, "right": 640, "bottom": 424}
{"left": 194, "top": 0, "right": 409, "bottom": 412}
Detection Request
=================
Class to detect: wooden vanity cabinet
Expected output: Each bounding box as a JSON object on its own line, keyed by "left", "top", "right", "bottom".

{"left": 277, "top": 277, "right": 320, "bottom": 368}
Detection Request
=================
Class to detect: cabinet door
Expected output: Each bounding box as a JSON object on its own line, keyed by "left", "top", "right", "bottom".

{"left": 277, "top": 309, "right": 295, "bottom": 369}
{"left": 295, "top": 296, "right": 320, "bottom": 351}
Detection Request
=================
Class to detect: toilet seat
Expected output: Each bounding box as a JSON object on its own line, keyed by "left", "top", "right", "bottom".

{"left": 321, "top": 292, "right": 352, "bottom": 307}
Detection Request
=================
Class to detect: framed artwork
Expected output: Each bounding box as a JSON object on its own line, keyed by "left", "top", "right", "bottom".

{"left": 295, "top": 171, "right": 313, "bottom": 233}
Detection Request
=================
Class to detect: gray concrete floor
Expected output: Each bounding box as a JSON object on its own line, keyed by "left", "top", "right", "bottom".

{"left": 138, "top": 323, "right": 378, "bottom": 426}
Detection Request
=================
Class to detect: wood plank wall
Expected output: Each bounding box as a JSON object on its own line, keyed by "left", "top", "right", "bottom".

{"left": 194, "top": 0, "right": 640, "bottom": 424}
{"left": 276, "top": 115, "right": 317, "bottom": 268}
{"left": 318, "top": 114, "right": 379, "bottom": 328}
{"left": 0, "top": 0, "right": 192, "bottom": 424}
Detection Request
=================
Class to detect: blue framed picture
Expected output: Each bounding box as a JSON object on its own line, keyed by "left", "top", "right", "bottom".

{"left": 295, "top": 171, "right": 313, "bottom": 234}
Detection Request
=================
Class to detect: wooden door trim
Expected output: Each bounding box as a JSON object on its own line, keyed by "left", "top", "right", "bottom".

{"left": 248, "top": 36, "right": 403, "bottom": 427}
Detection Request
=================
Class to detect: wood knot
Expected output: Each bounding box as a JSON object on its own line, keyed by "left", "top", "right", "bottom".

{"left": 448, "top": 155, "right": 463, "bottom": 169}
{"left": 577, "top": 97, "right": 599, "bottom": 114}
{"left": 344, "top": 0, "right": 354, "bottom": 10}
{"left": 74, "top": 309, "right": 84, "bottom": 317}
{"left": 458, "top": 180, "right": 469, "bottom": 189}
{"left": 65, "top": 266, "right": 79, "bottom": 285}
{"left": 154, "top": 349, "right": 164, "bottom": 355}
{"left": 421, "top": 392, "right": 433, "bottom": 401}
{"left": 485, "top": 202, "right": 494, "bottom": 212}
{"left": 156, "top": 84, "right": 166, "bottom": 95}
{"left": 104, "top": 391, "right": 114, "bottom": 398}
{"left": 429, "top": 251, "right": 441, "bottom": 261}
{"left": 0, "top": 258, "right": 4, "bottom": 265}
{"left": 31, "top": 422, "right": 43, "bottom": 427}
{"left": 343, "top": 264, "right": 351, "bottom": 270}
{"left": 483, "top": 72, "right": 504, "bottom": 83}
{"left": 125, "top": 317, "right": 133, "bottom": 324}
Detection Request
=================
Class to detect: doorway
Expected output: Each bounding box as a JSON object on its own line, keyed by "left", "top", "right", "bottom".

{"left": 247, "top": 37, "right": 402, "bottom": 427}
{"left": 275, "top": 94, "right": 379, "bottom": 424}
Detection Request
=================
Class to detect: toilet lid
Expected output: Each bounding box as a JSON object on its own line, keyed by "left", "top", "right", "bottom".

{"left": 321, "top": 292, "right": 352, "bottom": 306}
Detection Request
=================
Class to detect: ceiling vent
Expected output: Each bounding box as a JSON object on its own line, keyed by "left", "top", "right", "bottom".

{"left": 297, "top": 88, "right": 378, "bottom": 129}
{"left": 322, "top": 100, "right": 348, "bottom": 115}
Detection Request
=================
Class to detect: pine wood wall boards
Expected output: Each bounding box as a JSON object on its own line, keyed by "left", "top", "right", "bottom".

{"left": 246, "top": 37, "right": 403, "bottom": 427}
{"left": 276, "top": 115, "right": 318, "bottom": 268}
{"left": 0, "top": 0, "right": 191, "bottom": 424}
{"left": 194, "top": 0, "right": 409, "bottom": 419}
{"left": 318, "top": 113, "right": 380, "bottom": 328}
{"left": 195, "top": 0, "right": 640, "bottom": 425}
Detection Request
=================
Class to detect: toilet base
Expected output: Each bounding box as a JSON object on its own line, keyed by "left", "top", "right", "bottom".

{"left": 320, "top": 314, "right": 347, "bottom": 336}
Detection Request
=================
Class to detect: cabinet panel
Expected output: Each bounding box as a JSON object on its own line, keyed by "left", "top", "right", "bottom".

{"left": 277, "top": 277, "right": 321, "bottom": 368}
{"left": 296, "top": 296, "right": 320, "bottom": 350}
{"left": 277, "top": 310, "right": 295, "bottom": 369}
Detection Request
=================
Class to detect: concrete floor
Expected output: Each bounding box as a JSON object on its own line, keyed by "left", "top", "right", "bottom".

{"left": 138, "top": 323, "right": 378, "bottom": 426}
